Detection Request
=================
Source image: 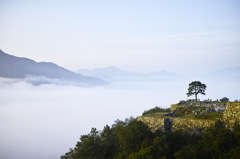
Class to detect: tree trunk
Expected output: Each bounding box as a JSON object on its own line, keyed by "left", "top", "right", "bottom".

{"left": 194, "top": 87, "right": 197, "bottom": 102}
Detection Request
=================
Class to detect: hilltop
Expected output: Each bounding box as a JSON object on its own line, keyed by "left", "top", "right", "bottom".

{"left": 138, "top": 99, "right": 240, "bottom": 131}
{"left": 61, "top": 99, "right": 240, "bottom": 159}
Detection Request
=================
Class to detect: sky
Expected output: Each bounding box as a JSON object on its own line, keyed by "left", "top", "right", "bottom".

{"left": 0, "top": 0, "right": 240, "bottom": 74}
{"left": 1, "top": 1, "right": 240, "bottom": 158}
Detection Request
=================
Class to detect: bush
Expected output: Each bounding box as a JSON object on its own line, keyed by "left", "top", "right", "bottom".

{"left": 220, "top": 97, "right": 229, "bottom": 102}
{"left": 174, "top": 106, "right": 194, "bottom": 117}
{"left": 142, "top": 106, "right": 171, "bottom": 116}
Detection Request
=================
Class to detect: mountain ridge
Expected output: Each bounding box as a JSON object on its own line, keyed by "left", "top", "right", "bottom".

{"left": 76, "top": 66, "right": 183, "bottom": 82}
{"left": 0, "top": 50, "right": 107, "bottom": 86}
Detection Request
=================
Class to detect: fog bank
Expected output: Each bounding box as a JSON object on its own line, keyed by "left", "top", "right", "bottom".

{"left": 0, "top": 79, "right": 239, "bottom": 159}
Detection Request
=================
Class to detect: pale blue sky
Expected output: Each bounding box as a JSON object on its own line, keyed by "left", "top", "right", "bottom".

{"left": 0, "top": 0, "right": 240, "bottom": 73}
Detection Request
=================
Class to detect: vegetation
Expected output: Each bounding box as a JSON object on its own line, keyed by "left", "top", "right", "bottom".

{"left": 173, "top": 106, "right": 194, "bottom": 117}
{"left": 142, "top": 106, "right": 171, "bottom": 116}
{"left": 220, "top": 97, "right": 229, "bottom": 102}
{"left": 170, "top": 104, "right": 185, "bottom": 112}
{"left": 61, "top": 119, "right": 240, "bottom": 159}
{"left": 61, "top": 93, "right": 238, "bottom": 159}
{"left": 194, "top": 112, "right": 223, "bottom": 120}
{"left": 174, "top": 121, "right": 240, "bottom": 159}
{"left": 186, "top": 81, "right": 206, "bottom": 101}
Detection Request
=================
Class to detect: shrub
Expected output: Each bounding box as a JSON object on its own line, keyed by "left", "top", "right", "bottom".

{"left": 220, "top": 97, "right": 229, "bottom": 102}
{"left": 174, "top": 106, "right": 194, "bottom": 117}
{"left": 142, "top": 106, "right": 171, "bottom": 116}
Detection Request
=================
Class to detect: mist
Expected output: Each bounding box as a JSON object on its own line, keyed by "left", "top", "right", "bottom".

{"left": 0, "top": 79, "right": 239, "bottom": 159}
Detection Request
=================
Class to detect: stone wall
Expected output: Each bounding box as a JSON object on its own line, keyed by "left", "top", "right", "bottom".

{"left": 137, "top": 116, "right": 165, "bottom": 131}
{"left": 171, "top": 118, "right": 214, "bottom": 131}
{"left": 137, "top": 116, "right": 215, "bottom": 131}
{"left": 222, "top": 102, "right": 240, "bottom": 128}
{"left": 138, "top": 102, "right": 240, "bottom": 131}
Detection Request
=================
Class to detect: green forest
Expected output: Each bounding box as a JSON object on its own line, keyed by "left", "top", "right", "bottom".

{"left": 61, "top": 113, "right": 240, "bottom": 159}
{"left": 61, "top": 82, "right": 239, "bottom": 159}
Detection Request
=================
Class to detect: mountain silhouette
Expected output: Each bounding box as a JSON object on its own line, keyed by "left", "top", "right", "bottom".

{"left": 0, "top": 50, "right": 107, "bottom": 86}
{"left": 76, "top": 66, "right": 182, "bottom": 82}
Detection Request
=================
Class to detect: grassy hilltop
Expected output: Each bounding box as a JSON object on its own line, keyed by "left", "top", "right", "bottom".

{"left": 138, "top": 100, "right": 240, "bottom": 131}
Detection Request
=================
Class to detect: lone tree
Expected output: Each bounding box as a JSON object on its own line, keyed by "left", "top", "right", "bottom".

{"left": 187, "top": 81, "right": 206, "bottom": 102}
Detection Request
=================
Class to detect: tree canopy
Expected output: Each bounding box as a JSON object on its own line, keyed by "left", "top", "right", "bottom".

{"left": 61, "top": 119, "right": 240, "bottom": 159}
{"left": 186, "top": 81, "right": 206, "bottom": 101}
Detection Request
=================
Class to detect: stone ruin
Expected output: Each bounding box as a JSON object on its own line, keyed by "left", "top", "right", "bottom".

{"left": 164, "top": 118, "right": 172, "bottom": 131}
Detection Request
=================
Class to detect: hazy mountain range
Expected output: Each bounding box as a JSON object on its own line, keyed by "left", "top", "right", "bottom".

{"left": 1, "top": 50, "right": 239, "bottom": 86}
{"left": 185, "top": 66, "right": 240, "bottom": 83}
{"left": 208, "top": 66, "right": 240, "bottom": 81}
{"left": 0, "top": 50, "right": 106, "bottom": 86}
{"left": 76, "top": 66, "right": 240, "bottom": 83}
{"left": 76, "top": 66, "right": 184, "bottom": 83}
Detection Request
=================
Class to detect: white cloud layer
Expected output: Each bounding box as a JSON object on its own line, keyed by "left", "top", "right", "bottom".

{"left": 0, "top": 78, "right": 239, "bottom": 159}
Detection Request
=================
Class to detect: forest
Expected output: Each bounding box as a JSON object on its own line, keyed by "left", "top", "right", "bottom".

{"left": 61, "top": 113, "right": 240, "bottom": 159}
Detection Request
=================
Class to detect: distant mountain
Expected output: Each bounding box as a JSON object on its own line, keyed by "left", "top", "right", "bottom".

{"left": 0, "top": 50, "right": 107, "bottom": 86}
{"left": 76, "top": 66, "right": 142, "bottom": 82}
{"left": 207, "top": 66, "right": 240, "bottom": 82}
{"left": 77, "top": 66, "right": 141, "bottom": 77}
{"left": 76, "top": 66, "right": 183, "bottom": 82}
{"left": 211, "top": 66, "right": 240, "bottom": 77}
{"left": 146, "top": 70, "right": 183, "bottom": 82}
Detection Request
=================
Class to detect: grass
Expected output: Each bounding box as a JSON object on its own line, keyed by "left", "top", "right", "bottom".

{"left": 143, "top": 101, "right": 226, "bottom": 122}
{"left": 144, "top": 112, "right": 170, "bottom": 117}
{"left": 143, "top": 111, "right": 222, "bottom": 121}
{"left": 194, "top": 112, "right": 223, "bottom": 120}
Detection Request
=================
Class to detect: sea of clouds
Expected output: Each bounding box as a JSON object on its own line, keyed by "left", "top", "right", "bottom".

{"left": 0, "top": 77, "right": 239, "bottom": 159}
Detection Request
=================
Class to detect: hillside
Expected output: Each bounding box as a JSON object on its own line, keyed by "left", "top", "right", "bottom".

{"left": 0, "top": 50, "right": 107, "bottom": 86}
{"left": 61, "top": 101, "right": 240, "bottom": 159}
